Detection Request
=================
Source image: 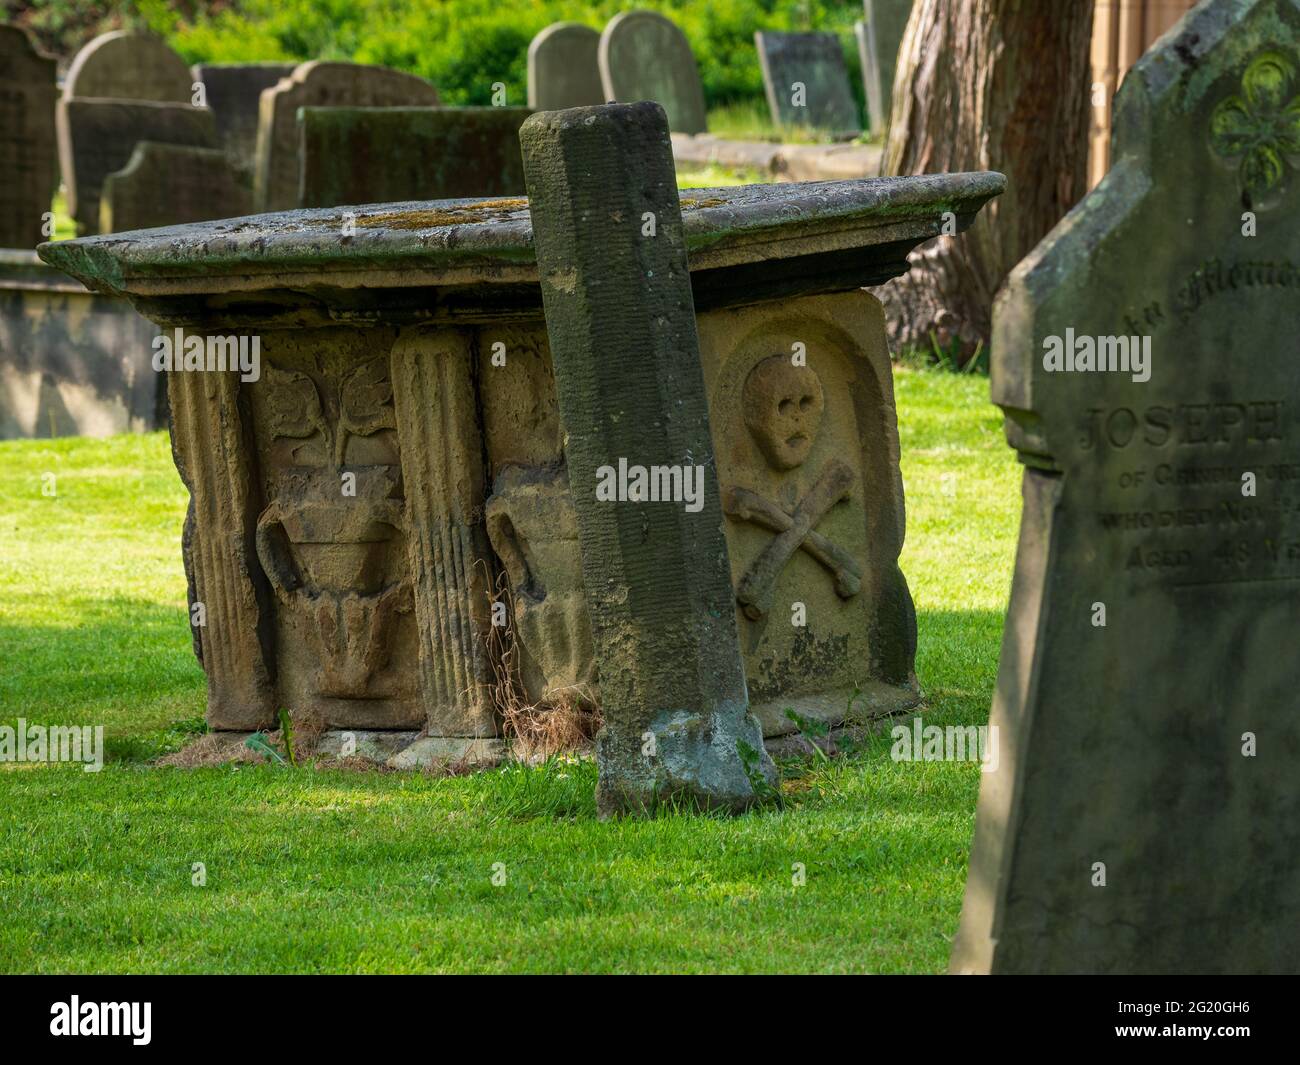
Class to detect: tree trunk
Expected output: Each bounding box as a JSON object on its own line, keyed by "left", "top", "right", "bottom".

{"left": 878, "top": 0, "right": 1095, "bottom": 359}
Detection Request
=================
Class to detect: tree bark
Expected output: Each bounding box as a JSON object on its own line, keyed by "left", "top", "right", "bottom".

{"left": 878, "top": 0, "right": 1095, "bottom": 359}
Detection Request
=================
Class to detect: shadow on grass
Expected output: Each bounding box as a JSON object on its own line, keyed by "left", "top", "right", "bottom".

{"left": 0, "top": 596, "right": 205, "bottom": 762}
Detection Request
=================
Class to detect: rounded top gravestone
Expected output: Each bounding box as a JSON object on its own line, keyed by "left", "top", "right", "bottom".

{"left": 598, "top": 10, "right": 708, "bottom": 135}
{"left": 528, "top": 22, "right": 605, "bottom": 111}
{"left": 63, "top": 30, "right": 194, "bottom": 103}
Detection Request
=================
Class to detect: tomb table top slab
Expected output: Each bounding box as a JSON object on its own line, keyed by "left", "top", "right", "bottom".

{"left": 39, "top": 174, "right": 1004, "bottom": 316}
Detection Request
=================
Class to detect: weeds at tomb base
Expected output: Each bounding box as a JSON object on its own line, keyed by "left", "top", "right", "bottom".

{"left": 0, "top": 369, "right": 1015, "bottom": 973}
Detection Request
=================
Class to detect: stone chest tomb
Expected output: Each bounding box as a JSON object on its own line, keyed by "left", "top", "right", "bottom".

{"left": 41, "top": 175, "right": 1002, "bottom": 747}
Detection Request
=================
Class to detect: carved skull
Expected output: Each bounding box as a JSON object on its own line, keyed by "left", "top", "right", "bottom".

{"left": 741, "top": 356, "right": 825, "bottom": 471}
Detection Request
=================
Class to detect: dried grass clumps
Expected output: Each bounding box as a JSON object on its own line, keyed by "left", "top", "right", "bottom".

{"left": 487, "top": 570, "right": 601, "bottom": 763}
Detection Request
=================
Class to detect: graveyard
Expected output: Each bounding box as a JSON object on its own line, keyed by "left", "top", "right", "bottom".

{"left": 1, "top": 0, "right": 1297, "bottom": 983}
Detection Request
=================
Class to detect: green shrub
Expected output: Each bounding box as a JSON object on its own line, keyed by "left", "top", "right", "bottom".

{"left": 25, "top": 0, "right": 868, "bottom": 111}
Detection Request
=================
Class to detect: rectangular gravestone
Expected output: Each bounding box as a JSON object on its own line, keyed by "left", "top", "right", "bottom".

{"left": 521, "top": 101, "right": 774, "bottom": 815}
{"left": 952, "top": 0, "right": 1300, "bottom": 975}
{"left": 193, "top": 62, "right": 296, "bottom": 178}
{"left": 57, "top": 98, "right": 217, "bottom": 235}
{"left": 756, "top": 31, "right": 860, "bottom": 136}
{"left": 297, "top": 106, "right": 531, "bottom": 208}
{"left": 861, "top": 0, "right": 912, "bottom": 135}
{"left": 254, "top": 61, "right": 441, "bottom": 213}
{"left": 0, "top": 26, "right": 58, "bottom": 248}
{"left": 101, "top": 142, "right": 251, "bottom": 233}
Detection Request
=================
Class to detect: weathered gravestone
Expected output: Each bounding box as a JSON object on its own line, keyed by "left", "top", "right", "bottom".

{"left": 254, "top": 61, "right": 441, "bottom": 212}
{"left": 0, "top": 26, "right": 58, "bottom": 248}
{"left": 57, "top": 99, "right": 217, "bottom": 235}
{"left": 598, "top": 10, "right": 708, "bottom": 135}
{"left": 521, "top": 102, "right": 775, "bottom": 815}
{"left": 192, "top": 62, "right": 296, "bottom": 177}
{"left": 756, "top": 31, "right": 861, "bottom": 136}
{"left": 951, "top": 0, "right": 1300, "bottom": 974}
{"left": 40, "top": 167, "right": 1000, "bottom": 760}
{"left": 528, "top": 22, "right": 605, "bottom": 111}
{"left": 859, "top": 0, "right": 913, "bottom": 136}
{"left": 62, "top": 30, "right": 194, "bottom": 103}
{"left": 101, "top": 142, "right": 251, "bottom": 233}
{"left": 297, "top": 106, "right": 530, "bottom": 208}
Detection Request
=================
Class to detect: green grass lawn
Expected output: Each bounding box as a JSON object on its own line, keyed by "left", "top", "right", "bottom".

{"left": 0, "top": 369, "right": 1021, "bottom": 973}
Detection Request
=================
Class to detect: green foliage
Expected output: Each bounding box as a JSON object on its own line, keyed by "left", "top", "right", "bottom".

{"left": 14, "top": 1, "right": 867, "bottom": 111}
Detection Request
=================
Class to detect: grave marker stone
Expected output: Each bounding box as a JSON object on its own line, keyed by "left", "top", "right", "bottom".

{"left": 527, "top": 22, "right": 605, "bottom": 111}
{"left": 192, "top": 63, "right": 296, "bottom": 177}
{"left": 756, "top": 31, "right": 860, "bottom": 136}
{"left": 860, "top": 0, "right": 913, "bottom": 135}
{"left": 63, "top": 30, "right": 194, "bottom": 103}
{"left": 951, "top": 0, "right": 1300, "bottom": 974}
{"left": 39, "top": 158, "right": 1001, "bottom": 763}
{"left": 57, "top": 98, "right": 217, "bottom": 235}
{"left": 297, "top": 106, "right": 530, "bottom": 208}
{"left": 253, "top": 61, "right": 441, "bottom": 212}
{"left": 598, "top": 11, "right": 708, "bottom": 135}
{"left": 521, "top": 101, "right": 773, "bottom": 814}
{"left": 101, "top": 142, "right": 251, "bottom": 233}
{"left": 0, "top": 26, "right": 58, "bottom": 248}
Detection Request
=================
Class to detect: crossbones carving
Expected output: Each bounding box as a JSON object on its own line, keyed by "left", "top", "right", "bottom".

{"left": 723, "top": 458, "right": 862, "bottom": 621}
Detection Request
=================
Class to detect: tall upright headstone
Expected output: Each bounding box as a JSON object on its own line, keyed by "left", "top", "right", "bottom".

{"left": 952, "top": 0, "right": 1300, "bottom": 974}
{"left": 527, "top": 22, "right": 605, "bottom": 111}
{"left": 860, "top": 0, "right": 913, "bottom": 136}
{"left": 100, "top": 142, "right": 250, "bottom": 233}
{"left": 253, "top": 61, "right": 441, "bottom": 212}
{"left": 520, "top": 102, "right": 773, "bottom": 815}
{"left": 755, "top": 31, "right": 860, "bottom": 135}
{"left": 598, "top": 11, "right": 708, "bottom": 135}
{"left": 192, "top": 62, "right": 297, "bottom": 177}
{"left": 0, "top": 26, "right": 58, "bottom": 248}
{"left": 62, "top": 30, "right": 194, "bottom": 103}
{"left": 297, "top": 106, "right": 530, "bottom": 208}
{"left": 57, "top": 99, "right": 217, "bottom": 235}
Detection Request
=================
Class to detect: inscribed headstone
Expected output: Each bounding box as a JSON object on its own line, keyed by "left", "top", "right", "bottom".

{"left": 756, "top": 30, "right": 860, "bottom": 135}
{"left": 598, "top": 11, "right": 708, "bottom": 135}
{"left": 952, "top": 0, "right": 1300, "bottom": 974}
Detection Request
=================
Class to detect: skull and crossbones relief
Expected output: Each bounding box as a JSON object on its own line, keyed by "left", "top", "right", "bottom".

{"left": 724, "top": 355, "right": 862, "bottom": 621}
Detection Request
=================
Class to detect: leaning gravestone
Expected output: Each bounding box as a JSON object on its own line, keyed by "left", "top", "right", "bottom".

{"left": 598, "top": 10, "right": 708, "bottom": 135}
{"left": 952, "top": 0, "right": 1300, "bottom": 974}
{"left": 521, "top": 102, "right": 774, "bottom": 815}
{"left": 859, "top": 0, "right": 912, "bottom": 136}
{"left": 0, "top": 26, "right": 58, "bottom": 248}
{"left": 62, "top": 30, "right": 194, "bottom": 103}
{"left": 297, "top": 106, "right": 530, "bottom": 208}
{"left": 192, "top": 63, "right": 296, "bottom": 177}
{"left": 101, "top": 142, "right": 250, "bottom": 233}
{"left": 756, "top": 31, "right": 860, "bottom": 136}
{"left": 253, "top": 61, "right": 441, "bottom": 212}
{"left": 528, "top": 22, "right": 605, "bottom": 111}
{"left": 57, "top": 99, "right": 217, "bottom": 235}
